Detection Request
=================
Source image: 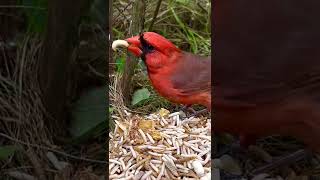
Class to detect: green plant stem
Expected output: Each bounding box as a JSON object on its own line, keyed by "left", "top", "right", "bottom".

{"left": 148, "top": 0, "right": 163, "bottom": 31}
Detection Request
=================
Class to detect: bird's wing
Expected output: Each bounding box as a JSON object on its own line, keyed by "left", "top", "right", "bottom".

{"left": 170, "top": 52, "right": 211, "bottom": 96}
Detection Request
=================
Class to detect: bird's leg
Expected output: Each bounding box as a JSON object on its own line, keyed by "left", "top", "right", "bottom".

{"left": 251, "top": 149, "right": 311, "bottom": 175}
{"left": 214, "top": 140, "right": 247, "bottom": 158}
{"left": 187, "top": 108, "right": 209, "bottom": 117}
{"left": 178, "top": 104, "right": 190, "bottom": 112}
{"left": 214, "top": 134, "right": 257, "bottom": 158}
{"left": 178, "top": 104, "right": 209, "bottom": 117}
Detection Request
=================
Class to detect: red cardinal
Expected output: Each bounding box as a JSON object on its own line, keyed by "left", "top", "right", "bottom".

{"left": 112, "top": 32, "right": 211, "bottom": 112}
{"left": 212, "top": 0, "right": 320, "bottom": 173}
{"left": 214, "top": 0, "right": 320, "bottom": 153}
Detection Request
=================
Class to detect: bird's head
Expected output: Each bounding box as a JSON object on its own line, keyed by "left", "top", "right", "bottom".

{"left": 112, "top": 32, "right": 181, "bottom": 66}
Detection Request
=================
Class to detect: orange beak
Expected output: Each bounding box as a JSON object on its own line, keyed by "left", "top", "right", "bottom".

{"left": 125, "top": 36, "right": 143, "bottom": 57}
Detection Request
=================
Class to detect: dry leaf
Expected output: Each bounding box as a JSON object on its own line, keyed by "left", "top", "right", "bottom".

{"left": 219, "top": 154, "right": 242, "bottom": 175}
{"left": 249, "top": 145, "right": 273, "bottom": 163}
{"left": 150, "top": 130, "right": 162, "bottom": 141}
{"left": 252, "top": 173, "right": 271, "bottom": 180}
{"left": 159, "top": 108, "right": 170, "bottom": 117}
{"left": 138, "top": 119, "right": 155, "bottom": 131}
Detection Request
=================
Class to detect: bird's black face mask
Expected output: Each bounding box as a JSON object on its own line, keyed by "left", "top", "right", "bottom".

{"left": 139, "top": 33, "right": 155, "bottom": 62}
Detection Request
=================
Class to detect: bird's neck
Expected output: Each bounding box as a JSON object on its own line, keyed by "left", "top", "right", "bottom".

{"left": 145, "top": 54, "right": 180, "bottom": 99}
{"left": 145, "top": 51, "right": 182, "bottom": 73}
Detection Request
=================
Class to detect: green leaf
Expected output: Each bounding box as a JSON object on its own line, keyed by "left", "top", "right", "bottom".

{"left": 131, "top": 88, "right": 151, "bottom": 106}
{"left": 116, "top": 57, "right": 126, "bottom": 73}
{"left": 108, "top": 107, "right": 115, "bottom": 131}
{"left": 19, "top": 0, "right": 48, "bottom": 33}
{"left": 0, "top": 145, "right": 16, "bottom": 160}
{"left": 70, "top": 86, "right": 107, "bottom": 142}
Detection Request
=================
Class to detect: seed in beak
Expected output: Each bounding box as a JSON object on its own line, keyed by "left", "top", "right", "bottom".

{"left": 112, "top": 40, "right": 129, "bottom": 51}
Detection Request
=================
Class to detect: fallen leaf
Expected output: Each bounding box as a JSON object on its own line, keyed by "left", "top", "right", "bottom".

{"left": 252, "top": 173, "right": 271, "bottom": 180}
{"left": 159, "top": 108, "right": 170, "bottom": 117}
{"left": 138, "top": 119, "right": 155, "bottom": 131}
{"left": 150, "top": 130, "right": 162, "bottom": 141}
{"left": 212, "top": 168, "right": 220, "bottom": 180}
{"left": 219, "top": 154, "right": 242, "bottom": 175}
{"left": 249, "top": 145, "right": 273, "bottom": 163}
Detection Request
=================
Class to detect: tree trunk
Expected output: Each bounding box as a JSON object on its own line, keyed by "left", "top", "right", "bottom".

{"left": 39, "top": 0, "right": 91, "bottom": 136}
{"left": 121, "top": 0, "right": 145, "bottom": 105}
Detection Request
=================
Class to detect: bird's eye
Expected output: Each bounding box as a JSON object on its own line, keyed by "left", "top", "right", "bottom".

{"left": 139, "top": 35, "right": 155, "bottom": 54}
{"left": 142, "top": 43, "right": 155, "bottom": 53}
{"left": 147, "top": 44, "right": 154, "bottom": 51}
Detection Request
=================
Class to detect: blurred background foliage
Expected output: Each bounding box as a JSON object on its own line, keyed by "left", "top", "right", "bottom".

{"left": 0, "top": 0, "right": 108, "bottom": 178}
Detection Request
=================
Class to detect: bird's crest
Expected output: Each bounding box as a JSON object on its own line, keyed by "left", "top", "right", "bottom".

{"left": 139, "top": 32, "right": 148, "bottom": 48}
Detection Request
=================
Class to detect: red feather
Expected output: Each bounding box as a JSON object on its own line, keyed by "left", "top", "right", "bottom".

{"left": 125, "top": 32, "right": 211, "bottom": 110}
{"left": 214, "top": 0, "right": 320, "bottom": 151}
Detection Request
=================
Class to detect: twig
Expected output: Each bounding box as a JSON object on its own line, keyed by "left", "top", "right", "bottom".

{"left": 0, "top": 12, "right": 24, "bottom": 21}
{"left": 19, "top": 36, "right": 29, "bottom": 127}
{"left": 148, "top": 0, "right": 163, "bottom": 31}
{"left": 113, "top": 2, "right": 133, "bottom": 24}
{"left": 0, "top": 5, "right": 45, "bottom": 10}
{"left": 0, "top": 117, "right": 22, "bottom": 124}
{"left": 46, "top": 152, "right": 66, "bottom": 170}
{"left": 0, "top": 132, "right": 107, "bottom": 164}
{"left": 1, "top": 166, "right": 58, "bottom": 173}
{"left": 6, "top": 171, "right": 36, "bottom": 180}
{"left": 197, "top": 2, "right": 207, "bottom": 13}
{"left": 87, "top": 64, "right": 106, "bottom": 78}
{"left": 25, "top": 148, "right": 46, "bottom": 180}
{"left": 0, "top": 35, "right": 10, "bottom": 79}
{"left": 250, "top": 149, "right": 310, "bottom": 175}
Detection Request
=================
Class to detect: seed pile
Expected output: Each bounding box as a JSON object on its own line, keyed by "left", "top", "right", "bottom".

{"left": 109, "top": 108, "right": 211, "bottom": 180}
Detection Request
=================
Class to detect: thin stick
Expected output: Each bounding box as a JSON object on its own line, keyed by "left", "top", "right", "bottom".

{"left": 87, "top": 64, "right": 106, "bottom": 78}
{"left": 0, "top": 5, "right": 45, "bottom": 10}
{"left": 251, "top": 149, "right": 309, "bottom": 175}
{"left": 148, "top": 0, "right": 163, "bottom": 31}
{"left": 0, "top": 132, "right": 107, "bottom": 164}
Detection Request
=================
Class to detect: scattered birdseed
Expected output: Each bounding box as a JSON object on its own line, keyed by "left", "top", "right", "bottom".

{"left": 109, "top": 108, "right": 211, "bottom": 179}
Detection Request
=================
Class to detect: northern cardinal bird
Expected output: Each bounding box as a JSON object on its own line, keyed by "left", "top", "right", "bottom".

{"left": 112, "top": 32, "right": 211, "bottom": 113}
{"left": 213, "top": 0, "right": 320, "bottom": 173}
